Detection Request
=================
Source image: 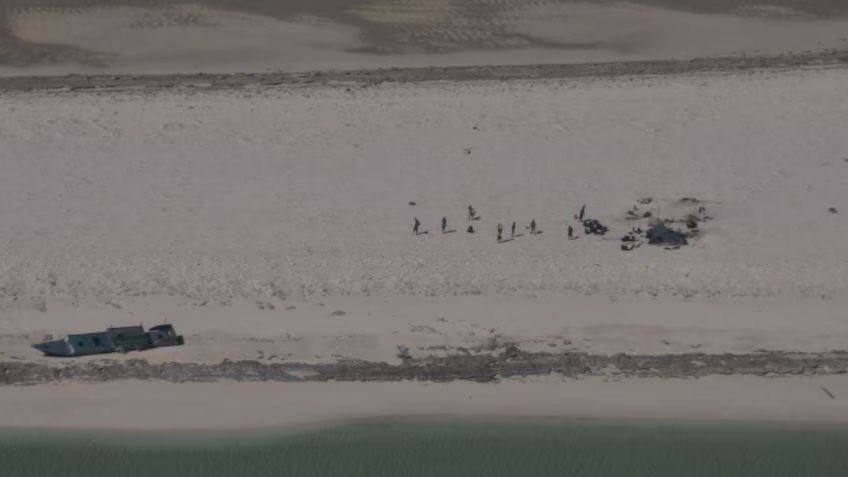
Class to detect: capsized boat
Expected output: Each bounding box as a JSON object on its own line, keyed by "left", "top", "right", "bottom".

{"left": 33, "top": 324, "right": 184, "bottom": 357}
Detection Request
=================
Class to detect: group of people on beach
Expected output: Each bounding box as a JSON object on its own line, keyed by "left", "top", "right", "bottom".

{"left": 413, "top": 204, "right": 586, "bottom": 243}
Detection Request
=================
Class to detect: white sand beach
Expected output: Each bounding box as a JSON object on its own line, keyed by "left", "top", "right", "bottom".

{"left": 2, "top": 68, "right": 847, "bottom": 306}
{"left": 1, "top": 11, "right": 848, "bottom": 428}
{"left": 1, "top": 67, "right": 847, "bottom": 368}
{"left": 2, "top": 294, "right": 848, "bottom": 366}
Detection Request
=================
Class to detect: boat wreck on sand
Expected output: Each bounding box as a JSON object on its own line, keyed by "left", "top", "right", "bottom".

{"left": 32, "top": 325, "right": 184, "bottom": 357}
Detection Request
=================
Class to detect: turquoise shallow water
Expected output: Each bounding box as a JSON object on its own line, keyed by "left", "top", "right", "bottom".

{"left": 3, "top": 417, "right": 848, "bottom": 477}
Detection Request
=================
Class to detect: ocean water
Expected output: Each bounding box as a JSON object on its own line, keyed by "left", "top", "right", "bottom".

{"left": 2, "top": 417, "right": 848, "bottom": 477}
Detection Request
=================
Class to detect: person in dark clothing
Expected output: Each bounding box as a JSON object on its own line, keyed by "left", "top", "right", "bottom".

{"left": 530, "top": 219, "right": 537, "bottom": 235}
{"left": 497, "top": 223, "right": 503, "bottom": 243}
{"left": 467, "top": 225, "right": 475, "bottom": 233}
{"left": 578, "top": 205, "right": 586, "bottom": 222}
{"left": 441, "top": 216, "right": 447, "bottom": 234}
{"left": 468, "top": 205, "right": 476, "bottom": 221}
{"left": 511, "top": 221, "right": 516, "bottom": 239}
{"left": 413, "top": 217, "right": 420, "bottom": 235}
{"left": 568, "top": 225, "right": 574, "bottom": 240}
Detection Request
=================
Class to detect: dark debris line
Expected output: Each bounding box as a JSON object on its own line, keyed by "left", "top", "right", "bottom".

{"left": 0, "top": 50, "right": 847, "bottom": 93}
{"left": 2, "top": 350, "right": 848, "bottom": 386}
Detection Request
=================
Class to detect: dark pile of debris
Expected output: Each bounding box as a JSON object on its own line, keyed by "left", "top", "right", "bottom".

{"left": 646, "top": 222, "right": 688, "bottom": 247}
{"left": 583, "top": 219, "right": 608, "bottom": 236}
{"left": 684, "top": 214, "right": 699, "bottom": 229}
{"left": 626, "top": 208, "right": 652, "bottom": 220}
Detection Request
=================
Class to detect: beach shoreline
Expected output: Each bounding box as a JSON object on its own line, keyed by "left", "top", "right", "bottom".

{"left": 2, "top": 36, "right": 847, "bottom": 434}
{"left": 2, "top": 376, "right": 847, "bottom": 431}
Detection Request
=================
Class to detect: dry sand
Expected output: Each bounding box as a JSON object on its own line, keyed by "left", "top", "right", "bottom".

{"left": 1, "top": 68, "right": 846, "bottom": 308}
{"left": 3, "top": 295, "right": 848, "bottom": 365}
{"left": 1, "top": 67, "right": 847, "bottom": 371}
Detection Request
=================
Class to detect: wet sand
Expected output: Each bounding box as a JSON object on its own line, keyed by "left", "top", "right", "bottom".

{"left": 3, "top": 376, "right": 848, "bottom": 429}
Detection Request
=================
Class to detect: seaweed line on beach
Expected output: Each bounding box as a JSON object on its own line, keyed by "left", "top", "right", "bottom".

{"left": 3, "top": 349, "right": 848, "bottom": 386}
{"left": 1, "top": 49, "right": 847, "bottom": 94}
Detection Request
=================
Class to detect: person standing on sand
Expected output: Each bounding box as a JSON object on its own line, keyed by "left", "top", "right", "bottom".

{"left": 530, "top": 219, "right": 537, "bottom": 236}
{"left": 468, "top": 205, "right": 475, "bottom": 221}
{"left": 442, "top": 216, "right": 447, "bottom": 234}
{"left": 578, "top": 205, "right": 586, "bottom": 222}
{"left": 568, "top": 225, "right": 574, "bottom": 240}
{"left": 413, "top": 217, "right": 420, "bottom": 235}
{"left": 511, "top": 221, "right": 516, "bottom": 239}
{"left": 497, "top": 223, "right": 503, "bottom": 243}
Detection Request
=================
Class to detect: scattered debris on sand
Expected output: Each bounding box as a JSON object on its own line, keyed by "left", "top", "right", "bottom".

{"left": 2, "top": 51, "right": 846, "bottom": 94}
{"left": 396, "top": 346, "right": 412, "bottom": 362}
{"left": 620, "top": 242, "right": 641, "bottom": 252}
{"left": 583, "top": 219, "right": 608, "bottom": 236}
{"left": 684, "top": 214, "right": 700, "bottom": 229}
{"left": 626, "top": 207, "right": 653, "bottom": 220}
{"left": 646, "top": 222, "right": 689, "bottom": 247}
{"left": 4, "top": 350, "right": 848, "bottom": 385}
{"left": 821, "top": 386, "right": 837, "bottom": 400}
{"left": 615, "top": 195, "right": 717, "bottom": 251}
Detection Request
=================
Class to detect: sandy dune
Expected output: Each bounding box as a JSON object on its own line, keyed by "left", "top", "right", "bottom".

{"left": 2, "top": 1, "right": 848, "bottom": 75}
